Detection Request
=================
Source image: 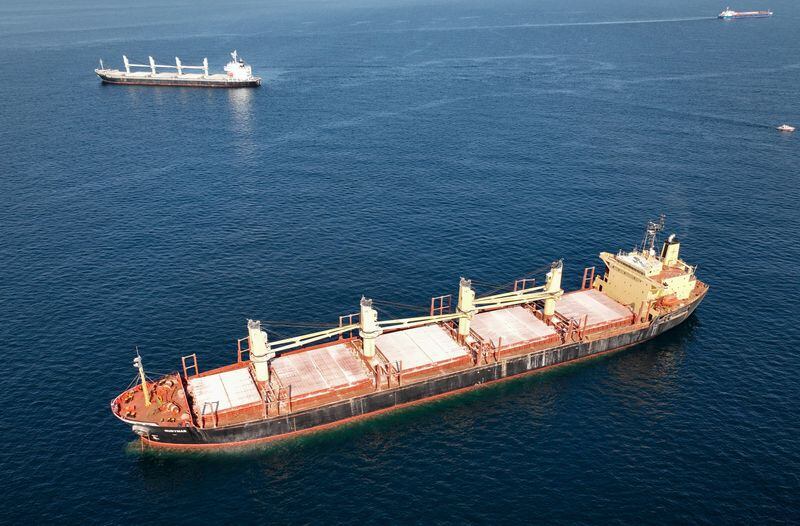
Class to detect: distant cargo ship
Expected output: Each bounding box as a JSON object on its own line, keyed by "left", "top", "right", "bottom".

{"left": 718, "top": 7, "right": 773, "bottom": 19}
{"left": 111, "top": 216, "right": 708, "bottom": 449}
{"left": 95, "top": 50, "right": 261, "bottom": 88}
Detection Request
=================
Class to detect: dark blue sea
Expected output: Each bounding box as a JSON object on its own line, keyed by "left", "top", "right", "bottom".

{"left": 1, "top": 0, "right": 798, "bottom": 523}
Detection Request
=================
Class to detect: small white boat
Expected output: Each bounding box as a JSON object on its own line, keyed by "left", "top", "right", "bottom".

{"left": 776, "top": 124, "right": 795, "bottom": 132}
{"left": 718, "top": 7, "right": 773, "bottom": 19}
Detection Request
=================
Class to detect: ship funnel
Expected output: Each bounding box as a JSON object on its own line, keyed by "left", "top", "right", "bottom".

{"left": 660, "top": 234, "right": 680, "bottom": 266}
{"left": 248, "top": 319, "right": 274, "bottom": 383}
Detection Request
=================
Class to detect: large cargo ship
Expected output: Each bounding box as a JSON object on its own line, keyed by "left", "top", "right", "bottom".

{"left": 718, "top": 7, "right": 773, "bottom": 19}
{"left": 112, "top": 217, "right": 708, "bottom": 448}
{"left": 95, "top": 50, "right": 261, "bottom": 88}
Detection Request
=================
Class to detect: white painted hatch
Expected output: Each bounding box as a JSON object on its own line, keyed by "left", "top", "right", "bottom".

{"left": 270, "top": 342, "right": 369, "bottom": 398}
{"left": 376, "top": 324, "right": 467, "bottom": 371}
{"left": 188, "top": 367, "right": 261, "bottom": 412}
{"left": 555, "top": 289, "right": 633, "bottom": 327}
{"left": 471, "top": 306, "right": 557, "bottom": 347}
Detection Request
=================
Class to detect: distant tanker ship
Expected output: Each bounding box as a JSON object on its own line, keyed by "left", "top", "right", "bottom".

{"left": 95, "top": 50, "right": 261, "bottom": 88}
{"left": 718, "top": 7, "right": 773, "bottom": 19}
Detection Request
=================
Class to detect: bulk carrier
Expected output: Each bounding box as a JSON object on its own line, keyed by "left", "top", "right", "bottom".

{"left": 95, "top": 50, "right": 261, "bottom": 88}
{"left": 112, "top": 217, "right": 708, "bottom": 448}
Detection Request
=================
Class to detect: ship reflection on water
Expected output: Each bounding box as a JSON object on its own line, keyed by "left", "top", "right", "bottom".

{"left": 604, "top": 315, "right": 701, "bottom": 415}
{"left": 110, "top": 85, "right": 258, "bottom": 163}
{"left": 227, "top": 88, "right": 257, "bottom": 160}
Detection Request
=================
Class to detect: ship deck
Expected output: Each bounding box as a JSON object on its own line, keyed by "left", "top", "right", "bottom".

{"left": 113, "top": 285, "right": 703, "bottom": 431}
{"left": 99, "top": 70, "right": 237, "bottom": 82}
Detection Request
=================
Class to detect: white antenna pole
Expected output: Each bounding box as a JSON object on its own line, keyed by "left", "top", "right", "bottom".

{"left": 123, "top": 55, "right": 130, "bottom": 74}
{"left": 175, "top": 56, "right": 182, "bottom": 75}
{"left": 148, "top": 56, "right": 156, "bottom": 75}
{"left": 203, "top": 57, "right": 209, "bottom": 77}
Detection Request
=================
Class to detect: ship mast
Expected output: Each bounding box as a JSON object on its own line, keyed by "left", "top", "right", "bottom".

{"left": 640, "top": 214, "right": 665, "bottom": 255}
{"left": 133, "top": 348, "right": 151, "bottom": 407}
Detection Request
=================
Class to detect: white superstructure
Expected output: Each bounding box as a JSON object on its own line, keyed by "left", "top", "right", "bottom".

{"left": 223, "top": 50, "right": 255, "bottom": 81}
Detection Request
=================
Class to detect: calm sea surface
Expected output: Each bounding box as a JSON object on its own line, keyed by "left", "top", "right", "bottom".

{"left": 1, "top": 0, "right": 798, "bottom": 523}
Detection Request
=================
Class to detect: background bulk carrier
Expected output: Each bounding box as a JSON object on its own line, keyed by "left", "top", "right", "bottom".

{"left": 112, "top": 217, "right": 708, "bottom": 448}
{"left": 95, "top": 50, "right": 261, "bottom": 88}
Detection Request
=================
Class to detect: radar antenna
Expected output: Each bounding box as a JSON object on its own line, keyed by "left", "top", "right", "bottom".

{"left": 641, "top": 214, "right": 665, "bottom": 254}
